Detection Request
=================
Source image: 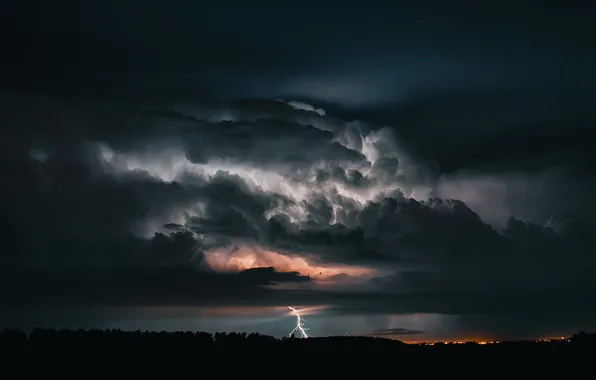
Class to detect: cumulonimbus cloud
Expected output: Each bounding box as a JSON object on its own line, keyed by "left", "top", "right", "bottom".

{"left": 1, "top": 96, "right": 594, "bottom": 314}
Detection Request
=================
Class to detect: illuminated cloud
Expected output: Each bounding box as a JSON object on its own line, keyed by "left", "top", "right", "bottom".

{"left": 2, "top": 95, "right": 595, "bottom": 343}
{"left": 94, "top": 109, "right": 436, "bottom": 238}
{"left": 283, "top": 100, "right": 326, "bottom": 116}
{"left": 87, "top": 100, "right": 595, "bottom": 295}
{"left": 203, "top": 243, "right": 379, "bottom": 286}
{"left": 2, "top": 1, "right": 596, "bottom": 341}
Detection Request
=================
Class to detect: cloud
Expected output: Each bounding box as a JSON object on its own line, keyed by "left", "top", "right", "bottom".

{"left": 1, "top": 0, "right": 595, "bottom": 340}
{"left": 283, "top": 100, "right": 326, "bottom": 116}
{"left": 367, "top": 328, "right": 425, "bottom": 336}
{"left": 202, "top": 242, "right": 380, "bottom": 288}
{"left": 1, "top": 94, "right": 595, "bottom": 340}
{"left": 435, "top": 168, "right": 596, "bottom": 229}
{"left": 180, "top": 118, "right": 365, "bottom": 169}
{"left": 0, "top": 264, "right": 312, "bottom": 308}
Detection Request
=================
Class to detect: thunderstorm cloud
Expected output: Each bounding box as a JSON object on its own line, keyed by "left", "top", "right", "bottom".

{"left": 2, "top": 96, "right": 595, "bottom": 323}
{"left": 2, "top": 0, "right": 596, "bottom": 341}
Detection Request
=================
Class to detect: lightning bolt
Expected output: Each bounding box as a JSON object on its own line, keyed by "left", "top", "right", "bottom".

{"left": 287, "top": 306, "right": 309, "bottom": 338}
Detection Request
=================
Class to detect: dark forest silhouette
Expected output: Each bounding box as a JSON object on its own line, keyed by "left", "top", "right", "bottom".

{"left": 2, "top": 328, "right": 595, "bottom": 357}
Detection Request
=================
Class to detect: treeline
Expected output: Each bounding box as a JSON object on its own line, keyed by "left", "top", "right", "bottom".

{"left": 1, "top": 328, "right": 595, "bottom": 356}
{"left": 1, "top": 328, "right": 401, "bottom": 353}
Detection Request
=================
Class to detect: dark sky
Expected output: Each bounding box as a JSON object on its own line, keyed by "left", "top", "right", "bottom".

{"left": 1, "top": 0, "right": 596, "bottom": 341}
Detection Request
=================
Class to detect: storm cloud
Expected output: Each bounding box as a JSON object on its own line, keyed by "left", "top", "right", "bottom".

{"left": 2, "top": 0, "right": 596, "bottom": 340}
{"left": 2, "top": 94, "right": 595, "bottom": 321}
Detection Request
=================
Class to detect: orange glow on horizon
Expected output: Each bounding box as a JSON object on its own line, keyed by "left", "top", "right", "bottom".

{"left": 390, "top": 335, "right": 570, "bottom": 345}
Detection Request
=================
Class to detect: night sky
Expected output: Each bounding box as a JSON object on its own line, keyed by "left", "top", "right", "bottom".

{"left": 2, "top": 0, "right": 596, "bottom": 342}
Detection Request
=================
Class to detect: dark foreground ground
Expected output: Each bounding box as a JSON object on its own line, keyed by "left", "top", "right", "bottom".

{"left": 1, "top": 328, "right": 594, "bottom": 371}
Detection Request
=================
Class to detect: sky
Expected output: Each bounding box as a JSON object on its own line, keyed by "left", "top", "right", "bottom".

{"left": 1, "top": 0, "right": 596, "bottom": 342}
